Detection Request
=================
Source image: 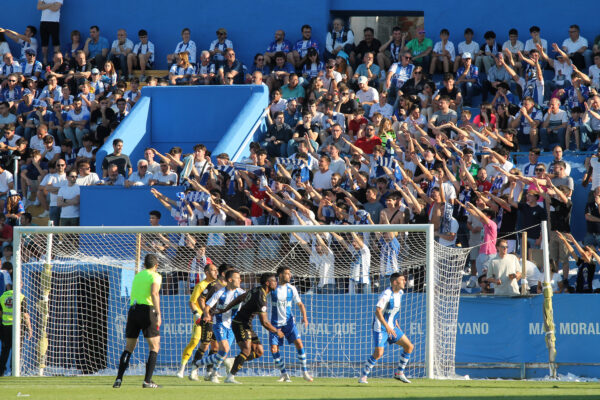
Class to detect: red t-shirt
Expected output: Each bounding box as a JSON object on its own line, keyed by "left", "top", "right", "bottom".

{"left": 354, "top": 136, "right": 382, "bottom": 154}
{"left": 348, "top": 116, "right": 368, "bottom": 136}
{"left": 249, "top": 184, "right": 266, "bottom": 217}
{"left": 1, "top": 223, "right": 12, "bottom": 241}
{"left": 476, "top": 179, "right": 492, "bottom": 192}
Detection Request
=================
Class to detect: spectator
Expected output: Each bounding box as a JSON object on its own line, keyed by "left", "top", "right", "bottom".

{"left": 541, "top": 98, "right": 569, "bottom": 151}
{"left": 0, "top": 26, "right": 38, "bottom": 61}
{"left": 42, "top": 159, "right": 66, "bottom": 222}
{"left": 125, "top": 159, "right": 153, "bottom": 187}
{"left": 483, "top": 54, "right": 513, "bottom": 102}
{"left": 518, "top": 189, "right": 547, "bottom": 249}
{"left": 429, "top": 28, "right": 455, "bottom": 75}
{"left": 264, "top": 30, "right": 292, "bottom": 66}
{"left": 21, "top": 48, "right": 42, "bottom": 80}
{"left": 369, "top": 92, "right": 393, "bottom": 120}
{"left": 169, "top": 52, "right": 194, "bottom": 85}
{"left": 167, "top": 27, "right": 197, "bottom": 66}
{"left": 510, "top": 96, "right": 543, "bottom": 149}
{"left": 75, "top": 159, "right": 100, "bottom": 186}
{"left": 325, "top": 18, "right": 354, "bottom": 61}
{"left": 476, "top": 30, "right": 502, "bottom": 73}
{"left": 377, "top": 26, "right": 406, "bottom": 71}
{"left": 218, "top": 48, "right": 243, "bottom": 85}
{"left": 150, "top": 161, "right": 177, "bottom": 186}
{"left": 289, "top": 24, "right": 319, "bottom": 69}
{"left": 102, "top": 138, "right": 132, "bottom": 177}
{"left": 194, "top": 50, "right": 216, "bottom": 85}
{"left": 0, "top": 102, "right": 17, "bottom": 130}
{"left": 524, "top": 26, "right": 548, "bottom": 57}
{"left": 385, "top": 51, "right": 414, "bottom": 103}
{"left": 127, "top": 29, "right": 154, "bottom": 82}
{"left": 354, "top": 51, "right": 380, "bottom": 88}
{"left": 455, "top": 52, "right": 480, "bottom": 107}
{"left": 64, "top": 97, "right": 90, "bottom": 147}
{"left": 561, "top": 24, "right": 591, "bottom": 70}
{"left": 83, "top": 25, "right": 109, "bottom": 68}
{"left": 280, "top": 73, "right": 305, "bottom": 102}
{"left": 1, "top": 53, "right": 22, "bottom": 81}
{"left": 57, "top": 169, "right": 80, "bottom": 225}
{"left": 208, "top": 28, "right": 232, "bottom": 68}
{"left": 404, "top": 27, "right": 432, "bottom": 69}
{"left": 485, "top": 239, "right": 520, "bottom": 296}
{"left": 4, "top": 190, "right": 24, "bottom": 226}
{"left": 312, "top": 155, "right": 333, "bottom": 191}
{"left": 37, "top": 0, "right": 63, "bottom": 65}
{"left": 502, "top": 28, "right": 524, "bottom": 75}
{"left": 109, "top": 29, "right": 133, "bottom": 78}
{"left": 99, "top": 163, "right": 125, "bottom": 186}
{"left": 455, "top": 28, "right": 479, "bottom": 73}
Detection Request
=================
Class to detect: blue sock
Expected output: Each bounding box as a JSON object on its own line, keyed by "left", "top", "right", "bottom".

{"left": 198, "top": 350, "right": 225, "bottom": 367}
{"left": 397, "top": 351, "right": 411, "bottom": 372}
{"left": 362, "top": 355, "right": 377, "bottom": 377}
{"left": 297, "top": 348, "right": 308, "bottom": 372}
{"left": 272, "top": 351, "right": 287, "bottom": 374}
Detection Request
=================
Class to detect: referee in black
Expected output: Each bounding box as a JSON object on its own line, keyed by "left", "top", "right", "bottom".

{"left": 113, "top": 254, "right": 162, "bottom": 388}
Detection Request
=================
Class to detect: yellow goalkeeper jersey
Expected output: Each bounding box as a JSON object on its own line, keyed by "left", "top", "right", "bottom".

{"left": 190, "top": 279, "right": 213, "bottom": 315}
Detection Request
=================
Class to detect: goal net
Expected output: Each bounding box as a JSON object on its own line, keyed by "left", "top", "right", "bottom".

{"left": 12, "top": 225, "right": 469, "bottom": 379}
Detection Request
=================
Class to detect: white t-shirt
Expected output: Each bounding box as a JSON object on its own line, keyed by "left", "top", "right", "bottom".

{"left": 551, "top": 59, "right": 573, "bottom": 84}
{"left": 47, "top": 173, "right": 67, "bottom": 206}
{"left": 128, "top": 171, "right": 153, "bottom": 186}
{"left": 57, "top": 183, "right": 80, "bottom": 218}
{"left": 438, "top": 218, "right": 459, "bottom": 247}
{"left": 30, "top": 135, "right": 46, "bottom": 152}
{"left": 433, "top": 40, "right": 456, "bottom": 61}
{"left": 589, "top": 65, "right": 600, "bottom": 89}
{"left": 312, "top": 169, "right": 333, "bottom": 190}
{"left": 486, "top": 253, "right": 520, "bottom": 296}
{"left": 321, "top": 71, "right": 342, "bottom": 90}
{"left": 544, "top": 109, "right": 569, "bottom": 128}
{"left": 310, "top": 248, "right": 335, "bottom": 287}
{"left": 132, "top": 41, "right": 155, "bottom": 63}
{"left": 40, "top": 0, "right": 62, "bottom": 22}
{"left": 76, "top": 173, "right": 100, "bottom": 186}
{"left": 457, "top": 40, "right": 480, "bottom": 56}
{"left": 43, "top": 145, "right": 61, "bottom": 161}
{"left": 590, "top": 157, "right": 600, "bottom": 190}
{"left": 155, "top": 171, "right": 177, "bottom": 185}
{"left": 524, "top": 38, "right": 548, "bottom": 53}
{"left": 0, "top": 170, "right": 13, "bottom": 192}
{"left": 111, "top": 39, "right": 134, "bottom": 53}
{"left": 77, "top": 146, "right": 96, "bottom": 159}
{"left": 502, "top": 40, "right": 524, "bottom": 54}
{"left": 356, "top": 87, "right": 379, "bottom": 104}
{"left": 562, "top": 36, "right": 588, "bottom": 54}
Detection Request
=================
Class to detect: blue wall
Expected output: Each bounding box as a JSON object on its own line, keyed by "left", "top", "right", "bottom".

{"left": 95, "top": 84, "right": 269, "bottom": 176}
{"left": 2, "top": 1, "right": 598, "bottom": 69}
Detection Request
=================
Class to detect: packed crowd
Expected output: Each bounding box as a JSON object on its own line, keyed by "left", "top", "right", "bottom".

{"left": 1, "top": 4, "right": 600, "bottom": 296}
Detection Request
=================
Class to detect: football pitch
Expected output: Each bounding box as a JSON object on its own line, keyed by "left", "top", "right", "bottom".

{"left": 2, "top": 377, "right": 600, "bottom": 399}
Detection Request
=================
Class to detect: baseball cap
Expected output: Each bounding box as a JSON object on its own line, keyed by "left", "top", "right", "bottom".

{"left": 337, "top": 50, "right": 349, "bottom": 61}
{"left": 25, "top": 48, "right": 36, "bottom": 56}
{"left": 35, "top": 100, "right": 48, "bottom": 108}
{"left": 91, "top": 68, "right": 100, "bottom": 74}
{"left": 22, "top": 89, "right": 32, "bottom": 96}
{"left": 462, "top": 52, "right": 472, "bottom": 59}
{"left": 205, "top": 257, "right": 213, "bottom": 265}
{"left": 8, "top": 189, "right": 18, "bottom": 197}
{"left": 358, "top": 76, "right": 368, "bottom": 84}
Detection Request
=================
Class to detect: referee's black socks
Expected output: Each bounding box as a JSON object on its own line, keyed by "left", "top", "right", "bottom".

{"left": 145, "top": 351, "right": 158, "bottom": 383}
{"left": 116, "top": 350, "right": 131, "bottom": 380}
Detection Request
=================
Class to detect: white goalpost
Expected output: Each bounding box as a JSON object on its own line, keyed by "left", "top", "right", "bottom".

{"left": 12, "top": 224, "right": 470, "bottom": 379}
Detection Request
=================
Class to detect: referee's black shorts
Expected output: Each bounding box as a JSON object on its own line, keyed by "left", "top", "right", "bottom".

{"left": 40, "top": 21, "right": 60, "bottom": 47}
{"left": 200, "top": 320, "right": 213, "bottom": 344}
{"left": 125, "top": 304, "right": 160, "bottom": 339}
{"left": 232, "top": 320, "right": 261, "bottom": 344}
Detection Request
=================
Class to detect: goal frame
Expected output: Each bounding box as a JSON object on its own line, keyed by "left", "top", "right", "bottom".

{"left": 12, "top": 224, "right": 436, "bottom": 378}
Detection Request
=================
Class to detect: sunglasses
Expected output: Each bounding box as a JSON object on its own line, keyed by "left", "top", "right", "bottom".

{"left": 327, "top": 65, "right": 334, "bottom": 69}
{"left": 8, "top": 80, "right": 17, "bottom": 83}
{"left": 535, "top": 169, "right": 545, "bottom": 172}
{"left": 69, "top": 175, "right": 77, "bottom": 178}
{"left": 404, "top": 56, "right": 412, "bottom": 60}
{"left": 498, "top": 245, "right": 508, "bottom": 249}
{"left": 414, "top": 71, "right": 422, "bottom": 74}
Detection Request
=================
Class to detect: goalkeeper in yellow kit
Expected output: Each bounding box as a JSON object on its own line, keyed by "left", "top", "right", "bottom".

{"left": 176, "top": 260, "right": 219, "bottom": 379}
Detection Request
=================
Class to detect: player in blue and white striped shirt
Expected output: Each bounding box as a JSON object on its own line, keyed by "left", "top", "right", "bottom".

{"left": 190, "top": 269, "right": 244, "bottom": 383}
{"left": 359, "top": 273, "right": 414, "bottom": 384}
{"left": 269, "top": 266, "right": 312, "bottom": 382}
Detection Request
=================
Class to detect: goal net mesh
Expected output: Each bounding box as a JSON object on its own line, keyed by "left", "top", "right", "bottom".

{"left": 14, "top": 227, "right": 469, "bottom": 379}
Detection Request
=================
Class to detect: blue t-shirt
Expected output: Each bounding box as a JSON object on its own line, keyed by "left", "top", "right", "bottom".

{"left": 88, "top": 37, "right": 110, "bottom": 58}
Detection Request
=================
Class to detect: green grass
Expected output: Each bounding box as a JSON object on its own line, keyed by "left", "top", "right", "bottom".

{"left": 2, "top": 377, "right": 600, "bottom": 399}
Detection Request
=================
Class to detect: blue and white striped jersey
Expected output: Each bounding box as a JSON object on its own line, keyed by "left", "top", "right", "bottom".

{"left": 388, "top": 63, "right": 414, "bottom": 87}
{"left": 372, "top": 288, "right": 403, "bottom": 333}
{"left": 349, "top": 244, "right": 371, "bottom": 284}
{"left": 269, "top": 283, "right": 302, "bottom": 326}
{"left": 207, "top": 286, "right": 245, "bottom": 329}
{"left": 379, "top": 237, "right": 400, "bottom": 276}
{"left": 1, "top": 61, "right": 22, "bottom": 76}
{"left": 294, "top": 39, "right": 319, "bottom": 57}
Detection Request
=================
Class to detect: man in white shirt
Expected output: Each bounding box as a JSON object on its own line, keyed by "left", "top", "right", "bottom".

{"left": 64, "top": 98, "right": 90, "bottom": 148}
{"left": 42, "top": 159, "right": 67, "bottom": 222}
{"left": 524, "top": 26, "right": 548, "bottom": 57}
{"left": 99, "top": 163, "right": 125, "bottom": 186}
{"left": 0, "top": 162, "right": 14, "bottom": 211}
{"left": 455, "top": 28, "right": 479, "bottom": 73}
{"left": 37, "top": 0, "right": 63, "bottom": 64}
{"left": 561, "top": 24, "right": 590, "bottom": 70}
{"left": 209, "top": 28, "right": 232, "bottom": 67}
{"left": 151, "top": 161, "right": 177, "bottom": 186}
{"left": 429, "top": 28, "right": 455, "bottom": 75}
{"left": 356, "top": 76, "right": 379, "bottom": 116}
{"left": 57, "top": 170, "right": 80, "bottom": 226}
{"left": 485, "top": 239, "right": 520, "bottom": 296}
{"left": 75, "top": 159, "right": 100, "bottom": 186}
{"left": 540, "top": 98, "right": 568, "bottom": 151}
{"left": 589, "top": 53, "right": 600, "bottom": 90}
{"left": 125, "top": 159, "right": 153, "bottom": 187}
{"left": 385, "top": 51, "right": 414, "bottom": 102}
{"left": 0, "top": 102, "right": 17, "bottom": 130}
{"left": 325, "top": 18, "right": 354, "bottom": 61}
{"left": 369, "top": 92, "right": 394, "bottom": 120}
{"left": 312, "top": 155, "right": 333, "bottom": 191}
{"left": 1, "top": 26, "right": 38, "bottom": 61}
{"left": 109, "top": 29, "right": 133, "bottom": 78}
{"left": 128, "top": 29, "right": 154, "bottom": 81}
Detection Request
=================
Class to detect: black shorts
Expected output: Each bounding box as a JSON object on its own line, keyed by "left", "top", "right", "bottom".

{"left": 200, "top": 320, "right": 214, "bottom": 344}
{"left": 125, "top": 304, "right": 160, "bottom": 339}
{"left": 232, "top": 320, "right": 260, "bottom": 344}
{"left": 40, "top": 21, "right": 60, "bottom": 47}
